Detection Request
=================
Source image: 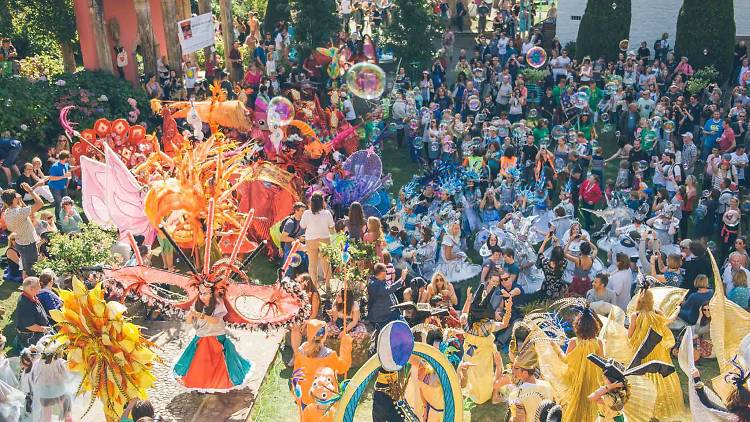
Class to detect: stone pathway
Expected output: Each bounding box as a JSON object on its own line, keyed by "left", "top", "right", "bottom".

{"left": 73, "top": 317, "right": 284, "bottom": 421}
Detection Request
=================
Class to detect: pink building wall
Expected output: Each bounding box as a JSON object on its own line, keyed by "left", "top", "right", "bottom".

{"left": 73, "top": 0, "right": 170, "bottom": 83}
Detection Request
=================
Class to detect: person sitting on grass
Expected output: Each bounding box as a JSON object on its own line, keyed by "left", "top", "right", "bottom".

{"left": 57, "top": 196, "right": 82, "bottom": 234}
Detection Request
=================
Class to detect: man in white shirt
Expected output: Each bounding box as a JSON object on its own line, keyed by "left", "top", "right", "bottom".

{"left": 730, "top": 145, "right": 748, "bottom": 186}
{"left": 722, "top": 251, "right": 750, "bottom": 293}
{"left": 636, "top": 90, "right": 655, "bottom": 119}
{"left": 340, "top": 0, "right": 351, "bottom": 29}
{"left": 343, "top": 95, "right": 357, "bottom": 124}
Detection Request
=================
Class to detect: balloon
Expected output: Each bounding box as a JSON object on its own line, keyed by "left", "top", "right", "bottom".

{"left": 551, "top": 125, "right": 566, "bottom": 140}
{"left": 413, "top": 136, "right": 423, "bottom": 150}
{"left": 605, "top": 81, "right": 620, "bottom": 94}
{"left": 268, "top": 96, "right": 295, "bottom": 127}
{"left": 377, "top": 320, "right": 414, "bottom": 371}
{"left": 526, "top": 46, "right": 548, "bottom": 69}
{"left": 345, "top": 62, "right": 386, "bottom": 99}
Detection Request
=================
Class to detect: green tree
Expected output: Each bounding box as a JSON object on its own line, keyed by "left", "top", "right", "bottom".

{"left": 383, "top": 0, "right": 442, "bottom": 76}
{"left": 264, "top": 0, "right": 290, "bottom": 32}
{"left": 289, "top": 0, "right": 338, "bottom": 60}
{"left": 575, "top": 0, "right": 631, "bottom": 61}
{"left": 675, "top": 0, "right": 735, "bottom": 82}
{"left": 0, "top": 0, "right": 78, "bottom": 70}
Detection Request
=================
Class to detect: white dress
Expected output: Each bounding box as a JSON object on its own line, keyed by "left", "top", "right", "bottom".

{"left": 0, "top": 378, "right": 24, "bottom": 422}
{"left": 434, "top": 233, "right": 481, "bottom": 283}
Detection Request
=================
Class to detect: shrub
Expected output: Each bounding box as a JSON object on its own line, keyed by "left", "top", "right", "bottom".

{"left": 0, "top": 70, "right": 149, "bottom": 149}
{"left": 675, "top": 0, "right": 735, "bottom": 82}
{"left": 575, "top": 0, "right": 630, "bottom": 61}
{"left": 18, "top": 54, "right": 66, "bottom": 80}
{"left": 34, "top": 223, "right": 118, "bottom": 278}
{"left": 521, "top": 68, "right": 550, "bottom": 84}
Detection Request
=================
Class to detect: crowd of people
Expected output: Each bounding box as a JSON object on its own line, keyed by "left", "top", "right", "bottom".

{"left": 2, "top": 0, "right": 750, "bottom": 421}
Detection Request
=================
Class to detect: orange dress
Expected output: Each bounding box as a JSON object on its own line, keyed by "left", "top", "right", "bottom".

{"left": 293, "top": 335, "right": 353, "bottom": 406}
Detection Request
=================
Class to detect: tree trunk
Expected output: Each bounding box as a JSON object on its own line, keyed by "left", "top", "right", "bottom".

{"left": 90, "top": 0, "right": 114, "bottom": 73}
{"left": 196, "top": 0, "right": 212, "bottom": 62}
{"left": 133, "top": 0, "right": 159, "bottom": 78}
{"left": 160, "top": 0, "right": 183, "bottom": 77}
{"left": 59, "top": 39, "right": 77, "bottom": 73}
{"left": 175, "top": 0, "right": 191, "bottom": 20}
{"left": 218, "top": 0, "right": 237, "bottom": 81}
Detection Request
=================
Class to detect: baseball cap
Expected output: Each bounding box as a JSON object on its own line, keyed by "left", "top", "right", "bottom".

{"left": 681, "top": 132, "right": 693, "bottom": 138}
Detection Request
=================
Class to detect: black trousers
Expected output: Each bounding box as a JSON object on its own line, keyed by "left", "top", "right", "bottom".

{"left": 372, "top": 388, "right": 406, "bottom": 422}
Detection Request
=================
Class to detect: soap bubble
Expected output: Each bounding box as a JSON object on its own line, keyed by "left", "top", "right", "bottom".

{"left": 467, "top": 95, "right": 481, "bottom": 111}
{"left": 551, "top": 125, "right": 567, "bottom": 140}
{"left": 526, "top": 46, "right": 548, "bottom": 69}
{"left": 267, "top": 96, "right": 295, "bottom": 126}
{"left": 345, "top": 62, "right": 386, "bottom": 99}
{"left": 289, "top": 253, "right": 303, "bottom": 268}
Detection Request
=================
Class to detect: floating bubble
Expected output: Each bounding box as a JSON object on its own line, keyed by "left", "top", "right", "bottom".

{"left": 662, "top": 120, "right": 675, "bottom": 133}
{"left": 638, "top": 160, "right": 649, "bottom": 172}
{"left": 345, "top": 62, "right": 386, "bottom": 99}
{"left": 551, "top": 125, "right": 566, "bottom": 140}
{"left": 573, "top": 90, "right": 590, "bottom": 108}
{"left": 605, "top": 81, "right": 620, "bottom": 94}
{"left": 467, "top": 95, "right": 481, "bottom": 112}
{"left": 526, "top": 46, "right": 548, "bottom": 69}
{"left": 267, "top": 96, "right": 295, "bottom": 126}
{"left": 289, "top": 253, "right": 303, "bottom": 268}
{"left": 413, "top": 136, "right": 424, "bottom": 150}
{"left": 528, "top": 108, "right": 538, "bottom": 118}
{"left": 601, "top": 113, "right": 610, "bottom": 123}
{"left": 371, "top": 127, "right": 382, "bottom": 139}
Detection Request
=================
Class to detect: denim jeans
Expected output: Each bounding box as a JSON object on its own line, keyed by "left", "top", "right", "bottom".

{"left": 50, "top": 187, "right": 67, "bottom": 221}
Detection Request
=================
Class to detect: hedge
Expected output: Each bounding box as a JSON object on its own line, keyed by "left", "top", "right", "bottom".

{"left": 575, "top": 0, "right": 631, "bottom": 61}
{"left": 0, "top": 71, "right": 149, "bottom": 150}
{"left": 675, "top": 0, "right": 735, "bottom": 82}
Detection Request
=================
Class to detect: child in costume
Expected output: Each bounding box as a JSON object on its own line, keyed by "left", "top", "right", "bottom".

{"left": 18, "top": 346, "right": 38, "bottom": 422}
{"left": 459, "top": 282, "right": 512, "bottom": 405}
{"left": 173, "top": 283, "right": 253, "bottom": 392}
{"left": 0, "top": 376, "right": 24, "bottom": 422}
{"left": 300, "top": 367, "right": 341, "bottom": 422}
{"left": 0, "top": 335, "right": 18, "bottom": 388}
{"left": 293, "top": 319, "right": 352, "bottom": 407}
{"left": 31, "top": 337, "right": 75, "bottom": 422}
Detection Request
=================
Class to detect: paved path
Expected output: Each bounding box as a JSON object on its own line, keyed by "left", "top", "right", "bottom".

{"left": 71, "top": 316, "right": 284, "bottom": 421}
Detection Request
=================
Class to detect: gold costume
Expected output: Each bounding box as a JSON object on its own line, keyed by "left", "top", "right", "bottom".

{"left": 628, "top": 311, "right": 685, "bottom": 420}
{"left": 461, "top": 328, "right": 497, "bottom": 405}
{"left": 561, "top": 338, "right": 604, "bottom": 422}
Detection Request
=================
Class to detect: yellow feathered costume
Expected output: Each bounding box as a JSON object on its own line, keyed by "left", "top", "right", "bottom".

{"left": 50, "top": 279, "right": 159, "bottom": 421}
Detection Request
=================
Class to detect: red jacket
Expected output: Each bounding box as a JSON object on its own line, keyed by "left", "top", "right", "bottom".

{"left": 579, "top": 179, "right": 602, "bottom": 206}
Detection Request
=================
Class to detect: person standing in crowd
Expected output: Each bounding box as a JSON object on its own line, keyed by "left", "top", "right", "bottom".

{"left": 47, "top": 150, "right": 72, "bottom": 219}
{"left": 2, "top": 185, "right": 43, "bottom": 277}
{"left": 367, "top": 263, "right": 405, "bottom": 332}
{"left": 300, "top": 191, "right": 335, "bottom": 289}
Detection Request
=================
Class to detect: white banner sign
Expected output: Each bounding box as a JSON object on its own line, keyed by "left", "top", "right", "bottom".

{"left": 177, "top": 13, "right": 215, "bottom": 54}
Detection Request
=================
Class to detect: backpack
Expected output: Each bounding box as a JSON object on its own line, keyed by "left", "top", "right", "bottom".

{"left": 280, "top": 216, "right": 300, "bottom": 243}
